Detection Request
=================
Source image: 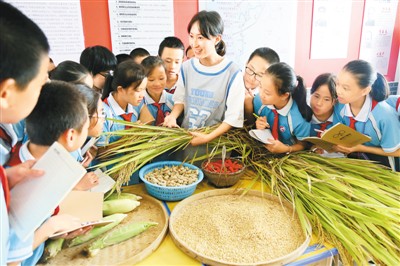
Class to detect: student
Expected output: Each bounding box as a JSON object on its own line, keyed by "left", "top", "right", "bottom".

{"left": 116, "top": 53, "right": 133, "bottom": 65}
{"left": 141, "top": 56, "right": 173, "bottom": 126}
{"left": 0, "top": 2, "right": 49, "bottom": 264}
{"left": 254, "top": 62, "right": 312, "bottom": 154}
{"left": 130, "top": 47, "right": 150, "bottom": 64}
{"left": 244, "top": 47, "right": 280, "bottom": 125}
{"left": 158, "top": 36, "right": 185, "bottom": 94}
{"left": 98, "top": 61, "right": 153, "bottom": 146}
{"left": 164, "top": 10, "right": 245, "bottom": 147}
{"left": 49, "top": 60, "right": 93, "bottom": 88}
{"left": 7, "top": 81, "right": 93, "bottom": 266}
{"left": 186, "top": 46, "right": 195, "bottom": 60}
{"left": 334, "top": 60, "right": 400, "bottom": 171}
{"left": 80, "top": 45, "right": 117, "bottom": 93}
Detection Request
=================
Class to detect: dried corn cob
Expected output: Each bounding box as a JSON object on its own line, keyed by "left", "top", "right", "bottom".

{"left": 66, "top": 213, "right": 127, "bottom": 247}
{"left": 85, "top": 221, "right": 158, "bottom": 257}
{"left": 103, "top": 198, "right": 140, "bottom": 216}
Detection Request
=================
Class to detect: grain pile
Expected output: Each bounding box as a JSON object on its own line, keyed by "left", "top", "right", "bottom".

{"left": 172, "top": 195, "right": 305, "bottom": 264}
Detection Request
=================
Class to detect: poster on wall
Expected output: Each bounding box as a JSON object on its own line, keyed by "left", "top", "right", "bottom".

{"left": 108, "top": 0, "right": 174, "bottom": 55}
{"left": 198, "top": 0, "right": 297, "bottom": 68}
{"left": 8, "top": 0, "right": 85, "bottom": 64}
{"left": 310, "top": 0, "right": 352, "bottom": 59}
{"left": 359, "top": 0, "right": 398, "bottom": 75}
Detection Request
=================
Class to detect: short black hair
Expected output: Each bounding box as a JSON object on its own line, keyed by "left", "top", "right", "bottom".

{"left": 310, "top": 73, "right": 337, "bottom": 100}
{"left": 248, "top": 47, "right": 280, "bottom": 65}
{"left": 0, "top": 1, "right": 50, "bottom": 89}
{"left": 26, "top": 81, "right": 88, "bottom": 146}
{"left": 158, "top": 36, "right": 184, "bottom": 57}
{"left": 141, "top": 56, "right": 165, "bottom": 76}
{"left": 49, "top": 60, "right": 91, "bottom": 85}
{"left": 130, "top": 48, "right": 150, "bottom": 59}
{"left": 74, "top": 84, "right": 100, "bottom": 117}
{"left": 80, "top": 45, "right": 117, "bottom": 76}
{"left": 116, "top": 53, "right": 133, "bottom": 65}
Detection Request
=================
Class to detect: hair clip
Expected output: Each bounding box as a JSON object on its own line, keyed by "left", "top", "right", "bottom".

{"left": 109, "top": 70, "right": 114, "bottom": 77}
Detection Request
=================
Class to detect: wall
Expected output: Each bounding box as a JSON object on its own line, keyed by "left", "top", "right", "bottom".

{"left": 80, "top": 0, "right": 399, "bottom": 83}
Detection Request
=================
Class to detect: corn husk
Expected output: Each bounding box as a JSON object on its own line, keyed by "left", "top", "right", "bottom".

{"left": 94, "top": 121, "right": 400, "bottom": 265}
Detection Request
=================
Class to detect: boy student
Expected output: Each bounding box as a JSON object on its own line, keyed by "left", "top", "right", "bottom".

{"left": 0, "top": 1, "right": 49, "bottom": 264}
{"left": 158, "top": 36, "right": 185, "bottom": 94}
{"left": 130, "top": 47, "right": 150, "bottom": 64}
{"left": 7, "top": 81, "right": 94, "bottom": 265}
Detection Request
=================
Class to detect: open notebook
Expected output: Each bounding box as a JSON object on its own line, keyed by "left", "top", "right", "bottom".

{"left": 9, "top": 142, "right": 87, "bottom": 240}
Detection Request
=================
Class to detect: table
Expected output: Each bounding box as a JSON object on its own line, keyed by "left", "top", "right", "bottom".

{"left": 123, "top": 176, "right": 338, "bottom": 266}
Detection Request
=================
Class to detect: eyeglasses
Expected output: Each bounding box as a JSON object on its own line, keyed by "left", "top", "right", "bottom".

{"left": 245, "top": 67, "right": 263, "bottom": 82}
{"left": 99, "top": 71, "right": 111, "bottom": 78}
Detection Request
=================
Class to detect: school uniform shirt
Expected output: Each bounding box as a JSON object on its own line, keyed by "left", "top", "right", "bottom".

{"left": 143, "top": 90, "right": 174, "bottom": 126}
{"left": 0, "top": 123, "right": 19, "bottom": 166}
{"left": 97, "top": 93, "right": 143, "bottom": 146}
{"left": 12, "top": 120, "right": 29, "bottom": 144}
{"left": 7, "top": 228, "right": 34, "bottom": 264}
{"left": 385, "top": 95, "right": 400, "bottom": 115}
{"left": 340, "top": 95, "right": 400, "bottom": 169}
{"left": 165, "top": 83, "right": 177, "bottom": 94}
{"left": 253, "top": 94, "right": 311, "bottom": 145}
{"left": 309, "top": 114, "right": 334, "bottom": 137}
{"left": 173, "top": 57, "right": 245, "bottom": 129}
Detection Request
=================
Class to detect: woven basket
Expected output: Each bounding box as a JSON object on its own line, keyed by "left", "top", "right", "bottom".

{"left": 139, "top": 161, "right": 204, "bottom": 201}
{"left": 201, "top": 158, "right": 245, "bottom": 188}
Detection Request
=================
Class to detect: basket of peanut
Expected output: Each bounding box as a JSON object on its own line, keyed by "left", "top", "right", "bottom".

{"left": 139, "top": 161, "right": 204, "bottom": 201}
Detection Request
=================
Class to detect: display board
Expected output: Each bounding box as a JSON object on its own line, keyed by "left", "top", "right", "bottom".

{"left": 108, "top": 0, "right": 174, "bottom": 55}
{"left": 198, "top": 0, "right": 297, "bottom": 68}
{"left": 8, "top": 0, "right": 85, "bottom": 64}
{"left": 359, "top": 0, "right": 399, "bottom": 75}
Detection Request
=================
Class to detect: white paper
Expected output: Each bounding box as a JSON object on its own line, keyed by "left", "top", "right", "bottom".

{"left": 108, "top": 0, "right": 174, "bottom": 55}
{"left": 90, "top": 169, "right": 116, "bottom": 194}
{"left": 310, "top": 0, "right": 352, "bottom": 59}
{"left": 249, "top": 129, "right": 273, "bottom": 144}
{"left": 199, "top": 0, "right": 297, "bottom": 68}
{"left": 359, "top": 0, "right": 399, "bottom": 75}
{"left": 8, "top": 0, "right": 85, "bottom": 64}
{"left": 9, "top": 142, "right": 87, "bottom": 240}
{"left": 81, "top": 137, "right": 100, "bottom": 156}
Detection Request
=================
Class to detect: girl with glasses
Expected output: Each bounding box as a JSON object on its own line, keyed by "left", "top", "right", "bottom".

{"left": 243, "top": 47, "right": 280, "bottom": 125}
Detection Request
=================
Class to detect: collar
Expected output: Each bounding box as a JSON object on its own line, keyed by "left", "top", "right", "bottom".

{"left": 107, "top": 93, "right": 135, "bottom": 116}
{"left": 0, "top": 124, "right": 18, "bottom": 146}
{"left": 344, "top": 94, "right": 371, "bottom": 122}
{"left": 311, "top": 113, "right": 333, "bottom": 124}
{"left": 19, "top": 141, "right": 35, "bottom": 163}
{"left": 144, "top": 90, "right": 167, "bottom": 104}
{"left": 267, "top": 96, "right": 293, "bottom": 116}
{"left": 192, "top": 57, "right": 229, "bottom": 72}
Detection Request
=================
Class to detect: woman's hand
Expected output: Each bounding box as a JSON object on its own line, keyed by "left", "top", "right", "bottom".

{"left": 190, "top": 132, "right": 211, "bottom": 146}
{"left": 163, "top": 114, "right": 179, "bottom": 128}
{"left": 255, "top": 116, "right": 270, "bottom": 130}
{"left": 74, "top": 172, "right": 99, "bottom": 191}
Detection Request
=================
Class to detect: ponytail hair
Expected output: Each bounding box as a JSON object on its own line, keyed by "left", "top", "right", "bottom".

{"left": 343, "top": 60, "right": 389, "bottom": 102}
{"left": 101, "top": 60, "right": 146, "bottom": 100}
{"left": 266, "top": 62, "right": 312, "bottom": 121}
{"left": 188, "top": 10, "right": 226, "bottom": 56}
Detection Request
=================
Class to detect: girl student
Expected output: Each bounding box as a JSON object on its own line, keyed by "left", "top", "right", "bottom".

{"left": 164, "top": 10, "right": 245, "bottom": 146}
{"left": 334, "top": 60, "right": 400, "bottom": 171}
{"left": 98, "top": 60, "right": 153, "bottom": 147}
{"left": 244, "top": 47, "right": 280, "bottom": 125}
{"left": 254, "top": 62, "right": 312, "bottom": 154}
{"left": 49, "top": 60, "right": 94, "bottom": 88}
{"left": 141, "top": 56, "right": 174, "bottom": 126}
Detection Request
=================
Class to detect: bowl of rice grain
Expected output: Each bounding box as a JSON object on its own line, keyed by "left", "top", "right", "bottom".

{"left": 139, "top": 161, "right": 204, "bottom": 201}
{"left": 169, "top": 189, "right": 311, "bottom": 266}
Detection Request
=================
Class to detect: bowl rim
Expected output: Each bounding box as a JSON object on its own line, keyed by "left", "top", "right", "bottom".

{"left": 201, "top": 158, "right": 246, "bottom": 176}
{"left": 139, "top": 161, "right": 204, "bottom": 189}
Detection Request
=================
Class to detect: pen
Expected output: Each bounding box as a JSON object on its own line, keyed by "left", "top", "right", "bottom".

{"left": 253, "top": 113, "right": 259, "bottom": 119}
{"left": 314, "top": 129, "right": 324, "bottom": 133}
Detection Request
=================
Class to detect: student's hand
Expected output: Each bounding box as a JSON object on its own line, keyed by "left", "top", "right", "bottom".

{"left": 190, "top": 132, "right": 211, "bottom": 146}
{"left": 332, "top": 144, "right": 361, "bottom": 155}
{"left": 81, "top": 150, "right": 94, "bottom": 168}
{"left": 74, "top": 172, "right": 99, "bottom": 191}
{"left": 43, "top": 214, "right": 92, "bottom": 240}
{"left": 88, "top": 146, "right": 98, "bottom": 160}
{"left": 264, "top": 139, "right": 290, "bottom": 154}
{"left": 255, "top": 116, "right": 269, "bottom": 130}
{"left": 163, "top": 115, "right": 179, "bottom": 128}
{"left": 311, "top": 145, "right": 325, "bottom": 154}
{"left": 6, "top": 160, "right": 45, "bottom": 189}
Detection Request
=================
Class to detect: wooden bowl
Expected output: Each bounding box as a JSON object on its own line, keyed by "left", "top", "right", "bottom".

{"left": 201, "top": 158, "right": 245, "bottom": 187}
